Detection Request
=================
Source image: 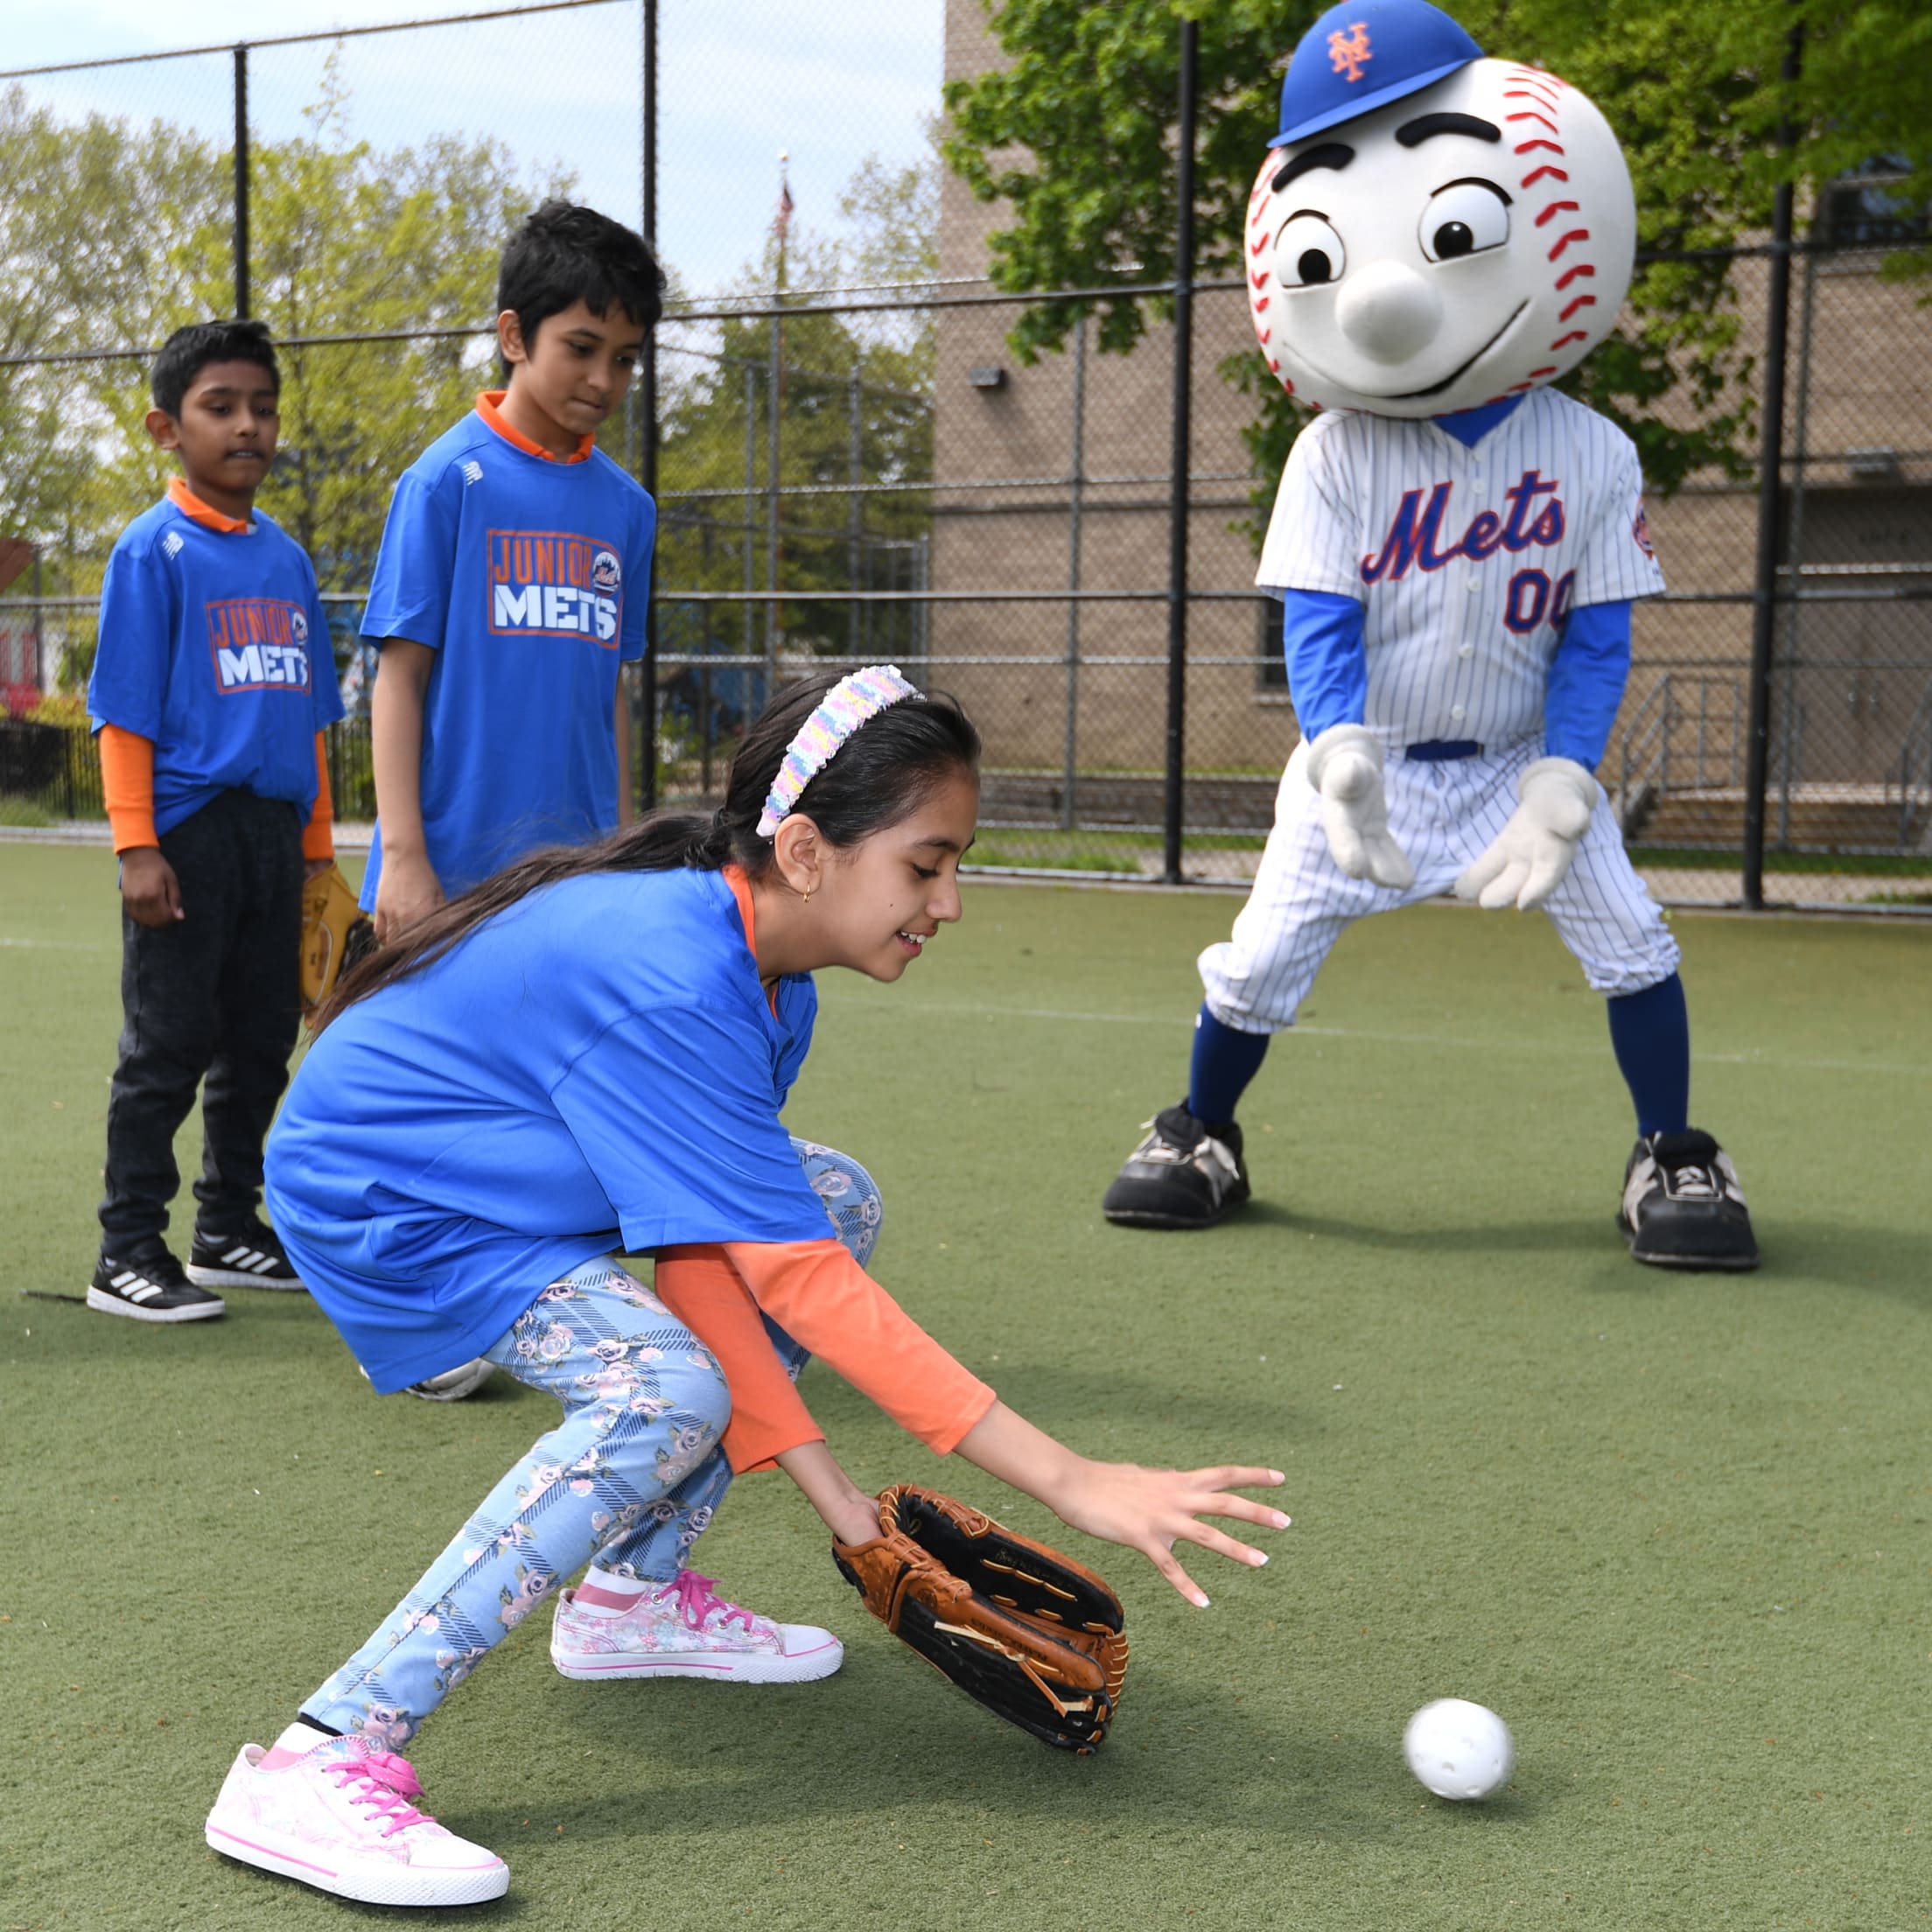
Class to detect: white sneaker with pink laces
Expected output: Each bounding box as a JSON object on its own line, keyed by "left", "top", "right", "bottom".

{"left": 205, "top": 1722, "right": 509, "bottom": 1907}
{"left": 550, "top": 1569, "right": 844, "bottom": 1684}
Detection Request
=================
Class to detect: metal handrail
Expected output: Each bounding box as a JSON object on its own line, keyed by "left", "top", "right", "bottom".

{"left": 1618, "top": 676, "right": 1671, "bottom": 831}
{"left": 1897, "top": 676, "right": 1932, "bottom": 844}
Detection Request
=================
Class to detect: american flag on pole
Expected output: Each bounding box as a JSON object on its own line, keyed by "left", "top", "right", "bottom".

{"left": 773, "top": 166, "right": 794, "bottom": 243}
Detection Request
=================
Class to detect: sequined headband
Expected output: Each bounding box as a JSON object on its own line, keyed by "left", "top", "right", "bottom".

{"left": 755, "top": 664, "right": 922, "bottom": 838}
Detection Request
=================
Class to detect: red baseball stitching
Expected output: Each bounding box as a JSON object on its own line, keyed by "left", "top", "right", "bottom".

{"left": 1508, "top": 67, "right": 1605, "bottom": 360}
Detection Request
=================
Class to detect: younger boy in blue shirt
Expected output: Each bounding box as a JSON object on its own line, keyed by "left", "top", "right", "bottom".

{"left": 87, "top": 319, "right": 345, "bottom": 1322}
{"left": 360, "top": 200, "right": 663, "bottom": 940}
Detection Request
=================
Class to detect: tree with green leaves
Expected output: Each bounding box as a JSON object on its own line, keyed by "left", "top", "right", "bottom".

{"left": 654, "top": 148, "right": 940, "bottom": 682}
{"left": 0, "top": 61, "right": 570, "bottom": 689}
{"left": 942, "top": 0, "right": 1932, "bottom": 496}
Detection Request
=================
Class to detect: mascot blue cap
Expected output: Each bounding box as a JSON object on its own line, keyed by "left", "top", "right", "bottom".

{"left": 1272, "top": 0, "right": 1484, "bottom": 147}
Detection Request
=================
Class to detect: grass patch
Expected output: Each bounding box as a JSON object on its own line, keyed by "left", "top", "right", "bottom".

{"left": 1630, "top": 844, "right": 1932, "bottom": 876}
{"left": 4, "top": 844, "right": 1930, "bottom": 1929}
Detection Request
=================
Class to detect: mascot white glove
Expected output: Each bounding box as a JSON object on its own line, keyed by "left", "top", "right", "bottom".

{"left": 1304, "top": 724, "right": 1416, "bottom": 890}
{"left": 1455, "top": 757, "right": 1600, "bottom": 911}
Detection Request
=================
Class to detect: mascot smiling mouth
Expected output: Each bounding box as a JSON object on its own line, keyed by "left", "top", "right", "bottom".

{"left": 1298, "top": 301, "right": 1530, "bottom": 406}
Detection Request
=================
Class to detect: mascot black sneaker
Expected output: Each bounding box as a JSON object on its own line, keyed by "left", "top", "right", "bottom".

{"left": 1102, "top": 1103, "right": 1250, "bottom": 1229}
{"left": 1618, "top": 1130, "right": 1760, "bottom": 1271}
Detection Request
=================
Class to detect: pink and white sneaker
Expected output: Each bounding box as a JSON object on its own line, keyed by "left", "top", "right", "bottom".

{"left": 550, "top": 1568, "right": 844, "bottom": 1684}
{"left": 205, "top": 1723, "right": 509, "bottom": 1907}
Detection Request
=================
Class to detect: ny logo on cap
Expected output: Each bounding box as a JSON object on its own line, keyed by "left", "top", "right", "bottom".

{"left": 1327, "top": 22, "right": 1372, "bottom": 81}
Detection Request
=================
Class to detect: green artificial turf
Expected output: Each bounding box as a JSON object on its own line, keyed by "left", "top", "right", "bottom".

{"left": 3, "top": 841, "right": 1929, "bottom": 1930}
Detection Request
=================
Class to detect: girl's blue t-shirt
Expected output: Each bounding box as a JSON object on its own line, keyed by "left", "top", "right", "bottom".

{"left": 265, "top": 868, "right": 829, "bottom": 1391}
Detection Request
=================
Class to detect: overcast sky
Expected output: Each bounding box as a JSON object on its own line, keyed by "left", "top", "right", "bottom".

{"left": 4, "top": 0, "right": 944, "bottom": 301}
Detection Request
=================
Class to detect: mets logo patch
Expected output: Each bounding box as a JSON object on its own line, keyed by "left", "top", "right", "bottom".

{"left": 1633, "top": 497, "right": 1656, "bottom": 559}
{"left": 205, "top": 598, "right": 312, "bottom": 693}
{"left": 486, "top": 529, "right": 622, "bottom": 645}
{"left": 1328, "top": 23, "right": 1372, "bottom": 82}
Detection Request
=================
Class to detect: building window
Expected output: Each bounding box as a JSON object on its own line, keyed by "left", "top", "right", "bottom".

{"left": 1256, "top": 595, "right": 1287, "bottom": 691}
{"left": 1816, "top": 158, "right": 1929, "bottom": 254}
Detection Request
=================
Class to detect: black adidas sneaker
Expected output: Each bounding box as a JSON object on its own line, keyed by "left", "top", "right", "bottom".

{"left": 187, "top": 1217, "right": 305, "bottom": 1291}
{"left": 1102, "top": 1103, "right": 1251, "bottom": 1229}
{"left": 1618, "top": 1130, "right": 1760, "bottom": 1271}
{"left": 88, "top": 1248, "right": 226, "bottom": 1323}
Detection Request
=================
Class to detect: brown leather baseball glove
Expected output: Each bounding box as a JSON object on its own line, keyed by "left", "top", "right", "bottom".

{"left": 832, "top": 1484, "right": 1128, "bottom": 1754}
{"left": 298, "top": 862, "right": 375, "bottom": 1012}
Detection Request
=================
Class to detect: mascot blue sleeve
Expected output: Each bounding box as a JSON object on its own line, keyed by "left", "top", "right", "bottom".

{"left": 1544, "top": 598, "right": 1633, "bottom": 771}
{"left": 1279, "top": 588, "right": 1368, "bottom": 740}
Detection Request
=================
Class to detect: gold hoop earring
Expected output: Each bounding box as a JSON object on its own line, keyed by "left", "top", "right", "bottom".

{"left": 802, "top": 886, "right": 815, "bottom": 906}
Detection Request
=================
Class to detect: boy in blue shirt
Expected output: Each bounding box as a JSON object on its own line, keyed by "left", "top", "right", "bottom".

{"left": 86, "top": 320, "right": 345, "bottom": 1321}
{"left": 360, "top": 200, "right": 662, "bottom": 942}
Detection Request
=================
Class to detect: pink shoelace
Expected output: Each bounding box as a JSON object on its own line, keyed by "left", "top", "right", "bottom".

{"left": 652, "top": 1568, "right": 754, "bottom": 1633}
{"left": 325, "top": 1748, "right": 431, "bottom": 1838}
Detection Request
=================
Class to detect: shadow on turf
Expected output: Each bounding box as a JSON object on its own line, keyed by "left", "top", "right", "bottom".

{"left": 461, "top": 1670, "right": 1553, "bottom": 1852}
{"left": 1236, "top": 1201, "right": 1620, "bottom": 1259}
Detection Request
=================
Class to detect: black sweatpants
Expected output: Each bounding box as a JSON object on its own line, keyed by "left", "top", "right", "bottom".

{"left": 99, "top": 789, "right": 305, "bottom": 1250}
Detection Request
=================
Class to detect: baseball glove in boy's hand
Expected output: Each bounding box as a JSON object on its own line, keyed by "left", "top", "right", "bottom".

{"left": 299, "top": 862, "right": 376, "bottom": 1011}
{"left": 832, "top": 1485, "right": 1128, "bottom": 1754}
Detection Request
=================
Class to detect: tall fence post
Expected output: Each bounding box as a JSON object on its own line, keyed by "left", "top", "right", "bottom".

{"left": 1741, "top": 20, "right": 1803, "bottom": 910}
{"left": 1163, "top": 17, "right": 1198, "bottom": 885}
{"left": 232, "top": 44, "right": 249, "bottom": 320}
{"left": 847, "top": 362, "right": 863, "bottom": 658}
{"left": 638, "top": 0, "right": 659, "bottom": 811}
{"left": 1061, "top": 312, "right": 1087, "bottom": 831}
{"left": 766, "top": 309, "right": 781, "bottom": 692}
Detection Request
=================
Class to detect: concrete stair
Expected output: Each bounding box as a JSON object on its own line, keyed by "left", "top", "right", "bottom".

{"left": 1629, "top": 786, "right": 1927, "bottom": 851}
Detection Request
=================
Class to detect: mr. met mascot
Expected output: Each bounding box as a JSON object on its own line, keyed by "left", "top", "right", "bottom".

{"left": 1102, "top": 0, "right": 1758, "bottom": 1270}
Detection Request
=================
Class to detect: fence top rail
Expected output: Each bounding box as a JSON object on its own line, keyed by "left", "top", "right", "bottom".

{"left": 0, "top": 0, "right": 622, "bottom": 79}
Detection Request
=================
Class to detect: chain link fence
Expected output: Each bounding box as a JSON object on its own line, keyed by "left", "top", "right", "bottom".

{"left": 1, "top": 3, "right": 1927, "bottom": 914}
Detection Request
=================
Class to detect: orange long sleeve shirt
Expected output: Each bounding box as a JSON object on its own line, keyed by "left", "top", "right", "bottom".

{"left": 100, "top": 724, "right": 334, "bottom": 861}
{"left": 654, "top": 1241, "right": 996, "bottom": 1474}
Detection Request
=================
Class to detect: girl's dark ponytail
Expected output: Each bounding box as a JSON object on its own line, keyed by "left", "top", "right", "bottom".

{"left": 313, "top": 671, "right": 978, "bottom": 1032}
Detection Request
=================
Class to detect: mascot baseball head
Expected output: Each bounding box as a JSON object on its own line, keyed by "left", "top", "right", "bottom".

{"left": 1247, "top": 0, "right": 1635, "bottom": 416}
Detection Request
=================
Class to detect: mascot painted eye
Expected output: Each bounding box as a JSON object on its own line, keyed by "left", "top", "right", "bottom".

{"left": 1275, "top": 213, "right": 1348, "bottom": 288}
{"left": 1418, "top": 178, "right": 1510, "bottom": 261}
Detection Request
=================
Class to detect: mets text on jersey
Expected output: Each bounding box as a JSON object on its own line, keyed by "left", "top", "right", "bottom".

{"left": 487, "top": 529, "right": 622, "bottom": 645}
{"left": 1362, "top": 468, "right": 1573, "bottom": 635}
{"left": 206, "top": 599, "right": 313, "bottom": 693}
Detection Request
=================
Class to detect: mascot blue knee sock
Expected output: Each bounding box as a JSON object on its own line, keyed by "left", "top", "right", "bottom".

{"left": 1191, "top": 972, "right": 1690, "bottom": 1138}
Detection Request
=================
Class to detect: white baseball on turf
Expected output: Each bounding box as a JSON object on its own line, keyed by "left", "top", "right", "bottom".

{"left": 1403, "top": 1698, "right": 1515, "bottom": 1800}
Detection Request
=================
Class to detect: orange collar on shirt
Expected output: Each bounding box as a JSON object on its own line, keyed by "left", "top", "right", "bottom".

{"left": 475, "top": 388, "right": 595, "bottom": 465}
{"left": 723, "top": 864, "right": 780, "bottom": 1018}
{"left": 166, "top": 475, "right": 252, "bottom": 534}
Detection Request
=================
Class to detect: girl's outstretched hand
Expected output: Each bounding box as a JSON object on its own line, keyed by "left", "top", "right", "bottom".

{"left": 1050, "top": 1458, "right": 1290, "bottom": 1607}
{"left": 955, "top": 1401, "right": 1291, "bottom": 1606}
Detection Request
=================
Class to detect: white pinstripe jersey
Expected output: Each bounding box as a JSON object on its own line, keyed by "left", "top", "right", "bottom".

{"left": 1256, "top": 388, "right": 1665, "bottom": 751}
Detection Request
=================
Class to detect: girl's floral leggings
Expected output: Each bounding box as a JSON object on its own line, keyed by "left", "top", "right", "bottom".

{"left": 302, "top": 1140, "right": 881, "bottom": 1744}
